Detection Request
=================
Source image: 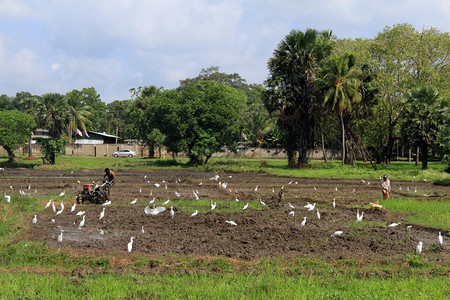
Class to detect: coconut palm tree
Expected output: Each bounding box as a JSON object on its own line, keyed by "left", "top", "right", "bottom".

{"left": 318, "top": 53, "right": 363, "bottom": 165}
{"left": 66, "top": 90, "right": 93, "bottom": 143}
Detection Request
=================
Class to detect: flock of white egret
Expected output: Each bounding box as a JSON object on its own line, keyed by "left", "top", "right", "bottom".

{"left": 2, "top": 171, "right": 446, "bottom": 257}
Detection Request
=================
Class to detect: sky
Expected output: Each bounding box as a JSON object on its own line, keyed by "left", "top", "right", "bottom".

{"left": 0, "top": 0, "right": 449, "bottom": 103}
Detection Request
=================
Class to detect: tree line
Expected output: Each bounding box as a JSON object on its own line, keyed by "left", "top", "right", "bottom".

{"left": 0, "top": 24, "right": 448, "bottom": 170}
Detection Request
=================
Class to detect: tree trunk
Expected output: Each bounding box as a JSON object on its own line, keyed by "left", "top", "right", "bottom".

{"left": 415, "top": 146, "right": 419, "bottom": 166}
{"left": 341, "top": 112, "right": 345, "bottom": 166}
{"left": 421, "top": 143, "right": 428, "bottom": 170}
{"left": 321, "top": 133, "right": 327, "bottom": 163}
{"left": 148, "top": 144, "right": 155, "bottom": 158}
{"left": 28, "top": 138, "right": 32, "bottom": 157}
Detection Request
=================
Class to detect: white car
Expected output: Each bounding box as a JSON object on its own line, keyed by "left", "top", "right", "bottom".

{"left": 112, "top": 149, "right": 136, "bottom": 157}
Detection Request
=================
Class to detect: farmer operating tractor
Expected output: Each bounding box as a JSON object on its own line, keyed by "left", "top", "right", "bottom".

{"left": 76, "top": 168, "right": 115, "bottom": 204}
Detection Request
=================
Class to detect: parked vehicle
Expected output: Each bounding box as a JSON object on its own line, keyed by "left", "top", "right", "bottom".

{"left": 112, "top": 149, "right": 136, "bottom": 157}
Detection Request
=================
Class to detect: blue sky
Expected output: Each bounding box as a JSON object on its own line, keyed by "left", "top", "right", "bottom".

{"left": 0, "top": 0, "right": 448, "bottom": 103}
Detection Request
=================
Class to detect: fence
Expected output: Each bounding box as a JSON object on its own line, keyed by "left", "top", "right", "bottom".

{"left": 1, "top": 143, "right": 341, "bottom": 160}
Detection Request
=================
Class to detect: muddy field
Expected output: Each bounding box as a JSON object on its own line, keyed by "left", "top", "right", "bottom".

{"left": 1, "top": 168, "right": 449, "bottom": 261}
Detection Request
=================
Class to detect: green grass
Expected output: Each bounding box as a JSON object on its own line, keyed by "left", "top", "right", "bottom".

{"left": 1, "top": 155, "right": 449, "bottom": 182}
{"left": 0, "top": 269, "right": 448, "bottom": 299}
{"left": 382, "top": 198, "right": 450, "bottom": 229}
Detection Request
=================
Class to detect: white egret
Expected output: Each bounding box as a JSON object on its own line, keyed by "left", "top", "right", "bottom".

{"left": 210, "top": 175, "right": 219, "bottom": 181}
{"left": 144, "top": 206, "right": 166, "bottom": 215}
{"left": 356, "top": 209, "right": 364, "bottom": 222}
{"left": 45, "top": 199, "right": 52, "bottom": 209}
{"left": 59, "top": 190, "right": 65, "bottom": 197}
{"left": 55, "top": 209, "right": 63, "bottom": 216}
{"left": 304, "top": 202, "right": 312, "bottom": 209}
{"left": 170, "top": 206, "right": 174, "bottom": 218}
{"left": 76, "top": 211, "right": 85, "bottom": 216}
{"left": 333, "top": 198, "right": 336, "bottom": 208}
{"left": 32, "top": 215, "right": 37, "bottom": 224}
{"left": 193, "top": 191, "right": 199, "bottom": 200}
{"left": 60, "top": 201, "right": 64, "bottom": 211}
{"left": 307, "top": 203, "right": 316, "bottom": 211}
{"left": 199, "top": 182, "right": 203, "bottom": 185}
{"left": 19, "top": 190, "right": 26, "bottom": 196}
{"left": 190, "top": 210, "right": 198, "bottom": 218}
{"left": 255, "top": 185, "right": 258, "bottom": 192}
{"left": 175, "top": 191, "right": 180, "bottom": 198}
{"left": 221, "top": 182, "right": 227, "bottom": 189}
{"left": 148, "top": 198, "right": 156, "bottom": 205}
{"left": 361, "top": 180, "right": 365, "bottom": 183}
{"left": 51, "top": 219, "right": 55, "bottom": 223}
{"left": 100, "top": 230, "right": 104, "bottom": 238}
{"left": 335, "top": 186, "right": 338, "bottom": 191}
{"left": 57, "top": 230, "right": 63, "bottom": 243}
{"left": 272, "top": 187, "right": 275, "bottom": 193}
{"left": 130, "top": 199, "right": 137, "bottom": 205}
{"left": 406, "top": 225, "right": 412, "bottom": 232}
{"left": 149, "top": 190, "right": 153, "bottom": 196}
{"left": 78, "top": 215, "right": 85, "bottom": 229}
{"left": 77, "top": 180, "right": 81, "bottom": 184}
{"left": 28, "top": 183, "right": 31, "bottom": 190}
{"left": 352, "top": 188, "right": 356, "bottom": 194}
{"left": 163, "top": 199, "right": 170, "bottom": 205}
{"left": 99, "top": 207, "right": 105, "bottom": 221}
{"left": 288, "top": 181, "right": 293, "bottom": 185}
{"left": 416, "top": 241, "right": 423, "bottom": 255}
{"left": 300, "top": 217, "right": 307, "bottom": 227}
{"left": 235, "top": 196, "right": 239, "bottom": 202}
{"left": 259, "top": 199, "right": 266, "bottom": 206}
{"left": 243, "top": 203, "right": 249, "bottom": 210}
{"left": 288, "top": 211, "right": 295, "bottom": 216}
{"left": 52, "top": 201, "right": 56, "bottom": 213}
{"left": 388, "top": 222, "right": 401, "bottom": 227}
{"left": 331, "top": 231, "right": 343, "bottom": 237}
{"left": 4, "top": 194, "right": 11, "bottom": 203}
{"left": 102, "top": 200, "right": 111, "bottom": 207}
{"left": 225, "top": 220, "right": 237, "bottom": 226}
{"left": 210, "top": 202, "right": 216, "bottom": 211}
{"left": 139, "top": 187, "right": 142, "bottom": 193}
{"left": 70, "top": 203, "right": 76, "bottom": 213}
{"left": 316, "top": 209, "right": 320, "bottom": 220}
{"left": 165, "top": 184, "right": 167, "bottom": 190}
{"left": 414, "top": 187, "right": 417, "bottom": 193}
{"left": 313, "top": 186, "right": 317, "bottom": 191}
{"left": 128, "top": 237, "right": 134, "bottom": 252}
{"left": 288, "top": 203, "right": 295, "bottom": 209}
{"left": 140, "top": 226, "right": 145, "bottom": 234}
{"left": 154, "top": 183, "right": 160, "bottom": 188}
{"left": 438, "top": 232, "right": 443, "bottom": 245}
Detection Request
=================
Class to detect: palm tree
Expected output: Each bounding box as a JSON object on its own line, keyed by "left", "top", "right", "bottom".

{"left": 264, "top": 28, "right": 333, "bottom": 167}
{"left": 66, "top": 91, "right": 93, "bottom": 143}
{"left": 400, "top": 86, "right": 446, "bottom": 170}
{"left": 38, "top": 93, "right": 70, "bottom": 164}
{"left": 318, "top": 53, "right": 363, "bottom": 165}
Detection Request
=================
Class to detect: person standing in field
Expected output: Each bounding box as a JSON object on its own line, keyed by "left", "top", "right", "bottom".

{"left": 381, "top": 175, "right": 391, "bottom": 199}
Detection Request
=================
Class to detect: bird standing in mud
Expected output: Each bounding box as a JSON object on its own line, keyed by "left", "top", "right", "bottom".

{"left": 300, "top": 217, "right": 307, "bottom": 227}
{"left": 128, "top": 237, "right": 134, "bottom": 252}
{"left": 416, "top": 241, "right": 423, "bottom": 255}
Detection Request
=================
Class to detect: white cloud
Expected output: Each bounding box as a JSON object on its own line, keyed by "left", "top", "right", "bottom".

{"left": 0, "top": 0, "right": 448, "bottom": 102}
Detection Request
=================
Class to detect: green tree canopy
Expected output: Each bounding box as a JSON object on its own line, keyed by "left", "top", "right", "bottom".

{"left": 400, "top": 86, "right": 447, "bottom": 170}
{"left": 264, "top": 28, "right": 333, "bottom": 167}
{"left": 151, "top": 81, "right": 246, "bottom": 165}
{"left": 0, "top": 110, "right": 36, "bottom": 162}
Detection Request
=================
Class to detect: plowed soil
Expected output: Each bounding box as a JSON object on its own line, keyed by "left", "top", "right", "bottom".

{"left": 2, "top": 168, "right": 449, "bottom": 261}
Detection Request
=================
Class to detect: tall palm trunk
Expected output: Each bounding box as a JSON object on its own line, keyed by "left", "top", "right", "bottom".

{"left": 340, "top": 112, "right": 345, "bottom": 165}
